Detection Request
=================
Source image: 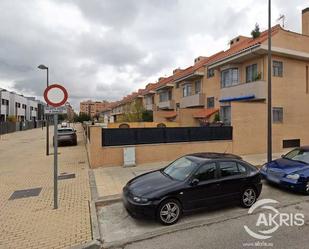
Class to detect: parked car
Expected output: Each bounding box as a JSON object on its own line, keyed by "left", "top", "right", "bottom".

{"left": 61, "top": 122, "right": 68, "bottom": 128}
{"left": 260, "top": 146, "right": 309, "bottom": 194}
{"left": 122, "top": 153, "right": 262, "bottom": 225}
{"left": 55, "top": 127, "right": 77, "bottom": 146}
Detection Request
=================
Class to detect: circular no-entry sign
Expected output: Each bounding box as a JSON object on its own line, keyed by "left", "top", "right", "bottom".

{"left": 44, "top": 84, "right": 68, "bottom": 107}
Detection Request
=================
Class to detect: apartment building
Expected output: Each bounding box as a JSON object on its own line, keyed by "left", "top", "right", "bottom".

{"left": 0, "top": 88, "right": 39, "bottom": 122}
{"left": 80, "top": 100, "right": 109, "bottom": 118}
{"left": 107, "top": 8, "right": 309, "bottom": 154}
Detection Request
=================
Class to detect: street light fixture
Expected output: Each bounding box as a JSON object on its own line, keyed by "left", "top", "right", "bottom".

{"left": 38, "top": 64, "right": 50, "bottom": 156}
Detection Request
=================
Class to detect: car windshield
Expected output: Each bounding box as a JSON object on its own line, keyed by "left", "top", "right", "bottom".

{"left": 163, "top": 156, "right": 199, "bottom": 181}
{"left": 284, "top": 149, "right": 309, "bottom": 164}
{"left": 58, "top": 128, "right": 74, "bottom": 133}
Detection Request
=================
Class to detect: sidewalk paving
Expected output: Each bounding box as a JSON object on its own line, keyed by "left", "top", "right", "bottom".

{"left": 93, "top": 151, "right": 285, "bottom": 198}
{"left": 0, "top": 124, "right": 92, "bottom": 249}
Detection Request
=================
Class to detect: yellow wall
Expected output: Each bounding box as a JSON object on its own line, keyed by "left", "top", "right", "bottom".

{"left": 231, "top": 101, "right": 267, "bottom": 155}
{"left": 87, "top": 126, "right": 233, "bottom": 168}
{"left": 269, "top": 29, "right": 309, "bottom": 53}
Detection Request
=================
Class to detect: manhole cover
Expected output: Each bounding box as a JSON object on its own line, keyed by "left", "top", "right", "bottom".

{"left": 58, "top": 173, "right": 75, "bottom": 180}
{"left": 9, "top": 187, "right": 42, "bottom": 200}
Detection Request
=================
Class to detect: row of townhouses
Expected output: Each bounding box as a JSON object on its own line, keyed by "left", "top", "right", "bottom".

{"left": 0, "top": 88, "right": 46, "bottom": 122}
{"left": 98, "top": 8, "right": 309, "bottom": 154}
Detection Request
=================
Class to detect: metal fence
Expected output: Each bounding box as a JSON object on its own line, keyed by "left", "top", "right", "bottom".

{"left": 0, "top": 120, "right": 47, "bottom": 135}
{"left": 102, "top": 126, "right": 233, "bottom": 146}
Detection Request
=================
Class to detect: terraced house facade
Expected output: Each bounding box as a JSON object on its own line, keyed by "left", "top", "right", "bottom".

{"left": 100, "top": 8, "right": 309, "bottom": 155}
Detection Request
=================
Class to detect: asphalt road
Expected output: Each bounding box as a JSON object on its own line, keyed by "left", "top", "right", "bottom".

{"left": 123, "top": 199, "right": 309, "bottom": 249}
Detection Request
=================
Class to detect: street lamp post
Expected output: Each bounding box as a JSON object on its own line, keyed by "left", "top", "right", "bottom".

{"left": 38, "top": 64, "right": 50, "bottom": 156}
{"left": 267, "top": 0, "right": 272, "bottom": 163}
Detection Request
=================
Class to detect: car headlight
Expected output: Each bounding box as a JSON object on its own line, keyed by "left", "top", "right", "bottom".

{"left": 133, "top": 196, "right": 149, "bottom": 203}
{"left": 286, "top": 174, "right": 300, "bottom": 180}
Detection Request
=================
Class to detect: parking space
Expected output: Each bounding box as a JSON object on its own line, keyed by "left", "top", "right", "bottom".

{"left": 96, "top": 182, "right": 309, "bottom": 248}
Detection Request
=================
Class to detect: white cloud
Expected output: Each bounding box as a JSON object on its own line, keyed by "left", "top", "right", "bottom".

{"left": 0, "top": 0, "right": 307, "bottom": 111}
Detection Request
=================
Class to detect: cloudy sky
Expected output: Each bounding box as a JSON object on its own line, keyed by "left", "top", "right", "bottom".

{"left": 0, "top": 0, "right": 307, "bottom": 111}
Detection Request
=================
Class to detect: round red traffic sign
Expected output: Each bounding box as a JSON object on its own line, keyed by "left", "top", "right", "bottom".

{"left": 44, "top": 84, "right": 68, "bottom": 107}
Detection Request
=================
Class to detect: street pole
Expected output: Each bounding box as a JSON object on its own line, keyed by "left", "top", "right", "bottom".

{"left": 267, "top": 0, "right": 272, "bottom": 163}
{"left": 46, "top": 67, "right": 49, "bottom": 156}
{"left": 53, "top": 113, "right": 58, "bottom": 209}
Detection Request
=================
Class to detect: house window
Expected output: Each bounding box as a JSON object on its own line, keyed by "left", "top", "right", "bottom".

{"left": 273, "top": 61, "right": 283, "bottom": 77}
{"left": 207, "top": 68, "right": 215, "bottom": 78}
{"left": 195, "top": 80, "right": 201, "bottom": 94}
{"left": 145, "top": 96, "right": 153, "bottom": 105}
{"left": 221, "top": 68, "right": 239, "bottom": 88}
{"left": 1, "top": 99, "right": 8, "bottom": 105}
{"left": 176, "top": 82, "right": 180, "bottom": 88}
{"left": 207, "top": 97, "right": 215, "bottom": 108}
{"left": 183, "top": 84, "right": 192, "bottom": 97}
{"left": 273, "top": 107, "right": 283, "bottom": 123}
{"left": 159, "top": 91, "right": 172, "bottom": 102}
{"left": 220, "top": 106, "right": 231, "bottom": 125}
{"left": 246, "top": 64, "right": 258, "bottom": 82}
{"left": 176, "top": 103, "right": 180, "bottom": 110}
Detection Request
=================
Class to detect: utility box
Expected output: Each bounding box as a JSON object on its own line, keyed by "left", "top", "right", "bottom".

{"left": 123, "top": 147, "right": 136, "bottom": 167}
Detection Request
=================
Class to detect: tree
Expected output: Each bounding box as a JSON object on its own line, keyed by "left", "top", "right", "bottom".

{"left": 122, "top": 100, "right": 145, "bottom": 122}
{"left": 75, "top": 113, "right": 91, "bottom": 122}
{"left": 251, "top": 23, "right": 261, "bottom": 39}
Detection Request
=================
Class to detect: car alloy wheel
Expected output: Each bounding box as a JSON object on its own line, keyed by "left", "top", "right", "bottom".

{"left": 241, "top": 188, "right": 257, "bottom": 208}
{"left": 158, "top": 200, "right": 181, "bottom": 225}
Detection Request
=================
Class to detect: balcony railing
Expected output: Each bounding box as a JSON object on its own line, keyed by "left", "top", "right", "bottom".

{"left": 220, "top": 80, "right": 266, "bottom": 101}
{"left": 111, "top": 109, "right": 123, "bottom": 115}
{"left": 180, "top": 93, "right": 205, "bottom": 108}
{"left": 157, "top": 100, "right": 175, "bottom": 110}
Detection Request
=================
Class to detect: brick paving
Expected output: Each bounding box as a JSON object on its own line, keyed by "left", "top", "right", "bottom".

{"left": 0, "top": 124, "right": 92, "bottom": 249}
{"left": 94, "top": 162, "right": 168, "bottom": 197}
{"left": 93, "top": 152, "right": 285, "bottom": 198}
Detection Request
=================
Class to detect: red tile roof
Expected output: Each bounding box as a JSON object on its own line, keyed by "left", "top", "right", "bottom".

{"left": 110, "top": 25, "right": 282, "bottom": 109}
{"left": 208, "top": 25, "right": 281, "bottom": 65}
{"left": 193, "top": 108, "right": 219, "bottom": 119}
{"left": 173, "top": 51, "right": 225, "bottom": 81}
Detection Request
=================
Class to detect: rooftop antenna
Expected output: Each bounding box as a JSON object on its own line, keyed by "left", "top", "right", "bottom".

{"left": 277, "top": 14, "right": 285, "bottom": 28}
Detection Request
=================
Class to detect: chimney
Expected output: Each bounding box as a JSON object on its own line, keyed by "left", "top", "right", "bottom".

{"left": 229, "top": 36, "right": 248, "bottom": 48}
{"left": 194, "top": 56, "right": 207, "bottom": 64}
{"left": 173, "top": 68, "right": 182, "bottom": 74}
{"left": 302, "top": 8, "right": 309, "bottom": 36}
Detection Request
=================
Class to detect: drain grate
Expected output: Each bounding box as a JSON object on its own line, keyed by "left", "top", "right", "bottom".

{"left": 9, "top": 187, "right": 42, "bottom": 200}
{"left": 78, "top": 161, "right": 85, "bottom": 164}
{"left": 58, "top": 173, "right": 75, "bottom": 180}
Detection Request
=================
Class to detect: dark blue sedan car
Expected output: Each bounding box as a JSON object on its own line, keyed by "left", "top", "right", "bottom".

{"left": 260, "top": 146, "right": 309, "bottom": 194}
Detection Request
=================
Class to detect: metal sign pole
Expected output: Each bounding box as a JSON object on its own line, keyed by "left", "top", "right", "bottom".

{"left": 43, "top": 83, "right": 68, "bottom": 210}
{"left": 53, "top": 113, "right": 58, "bottom": 209}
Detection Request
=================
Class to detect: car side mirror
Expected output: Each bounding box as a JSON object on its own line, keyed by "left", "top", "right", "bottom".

{"left": 190, "top": 178, "right": 199, "bottom": 186}
{"left": 281, "top": 154, "right": 285, "bottom": 158}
